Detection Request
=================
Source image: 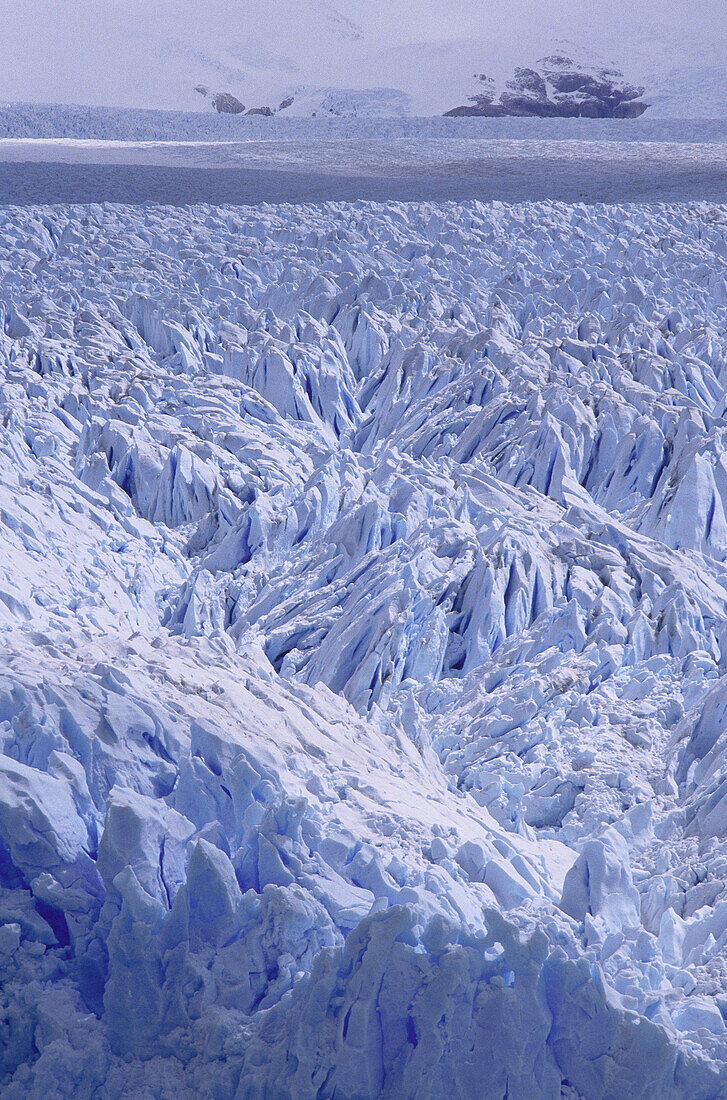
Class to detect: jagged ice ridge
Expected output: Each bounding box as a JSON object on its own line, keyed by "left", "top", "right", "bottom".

{"left": 2, "top": 199, "right": 727, "bottom": 1096}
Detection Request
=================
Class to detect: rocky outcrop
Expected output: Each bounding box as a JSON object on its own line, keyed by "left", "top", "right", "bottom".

{"left": 199, "top": 90, "right": 272, "bottom": 117}
{"left": 446, "top": 55, "right": 649, "bottom": 118}
{"left": 196, "top": 86, "right": 410, "bottom": 120}
{"left": 211, "top": 92, "right": 245, "bottom": 115}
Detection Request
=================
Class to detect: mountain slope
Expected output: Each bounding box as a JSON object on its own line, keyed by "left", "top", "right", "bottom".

{"left": 1, "top": 0, "right": 726, "bottom": 116}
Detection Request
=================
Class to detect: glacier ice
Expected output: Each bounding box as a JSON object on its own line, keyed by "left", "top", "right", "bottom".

{"left": 2, "top": 198, "right": 727, "bottom": 1095}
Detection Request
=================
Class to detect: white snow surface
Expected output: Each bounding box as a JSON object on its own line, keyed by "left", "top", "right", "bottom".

{"left": 4, "top": 196, "right": 727, "bottom": 1096}
{"left": 2, "top": 122, "right": 727, "bottom": 206}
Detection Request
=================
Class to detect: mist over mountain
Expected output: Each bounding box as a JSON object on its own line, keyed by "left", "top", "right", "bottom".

{"left": 1, "top": 0, "right": 725, "bottom": 117}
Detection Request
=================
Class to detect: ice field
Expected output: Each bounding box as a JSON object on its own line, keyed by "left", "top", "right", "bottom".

{"left": 3, "top": 129, "right": 727, "bottom": 1095}
{"left": 2, "top": 114, "right": 727, "bottom": 204}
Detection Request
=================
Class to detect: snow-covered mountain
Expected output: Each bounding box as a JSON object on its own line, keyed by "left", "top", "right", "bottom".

{"left": 1, "top": 0, "right": 726, "bottom": 117}
{"left": 444, "top": 54, "right": 649, "bottom": 119}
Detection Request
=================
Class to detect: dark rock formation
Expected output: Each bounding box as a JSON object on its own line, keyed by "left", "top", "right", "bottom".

{"left": 212, "top": 93, "right": 245, "bottom": 115}
{"left": 246, "top": 106, "right": 275, "bottom": 116}
{"left": 445, "top": 55, "right": 649, "bottom": 119}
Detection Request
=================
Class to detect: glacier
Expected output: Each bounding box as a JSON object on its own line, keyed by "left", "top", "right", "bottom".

{"left": 3, "top": 197, "right": 727, "bottom": 1096}
{"left": 3, "top": 126, "right": 727, "bottom": 208}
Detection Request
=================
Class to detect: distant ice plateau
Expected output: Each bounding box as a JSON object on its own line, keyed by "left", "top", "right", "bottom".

{"left": 3, "top": 196, "right": 727, "bottom": 1096}
{"left": 2, "top": 117, "right": 727, "bottom": 207}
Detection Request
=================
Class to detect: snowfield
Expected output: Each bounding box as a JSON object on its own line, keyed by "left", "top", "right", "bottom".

{"left": 2, "top": 126, "right": 727, "bottom": 205}
{"left": 3, "top": 196, "right": 727, "bottom": 1096}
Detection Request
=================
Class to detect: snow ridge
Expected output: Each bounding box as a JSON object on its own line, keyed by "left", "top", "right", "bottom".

{"left": 3, "top": 199, "right": 727, "bottom": 1096}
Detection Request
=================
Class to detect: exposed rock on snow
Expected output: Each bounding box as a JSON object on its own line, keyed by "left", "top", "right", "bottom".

{"left": 200, "top": 86, "right": 411, "bottom": 119}
{"left": 212, "top": 92, "right": 246, "bottom": 114}
{"left": 2, "top": 199, "right": 727, "bottom": 1095}
{"left": 446, "top": 55, "right": 649, "bottom": 118}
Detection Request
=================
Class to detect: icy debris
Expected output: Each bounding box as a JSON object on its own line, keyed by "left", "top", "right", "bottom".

{"left": 560, "top": 828, "right": 640, "bottom": 932}
{"left": 3, "top": 199, "right": 727, "bottom": 1094}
